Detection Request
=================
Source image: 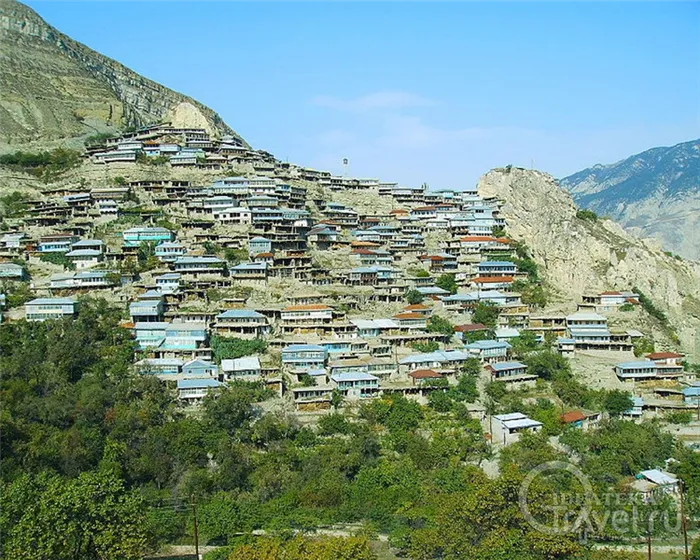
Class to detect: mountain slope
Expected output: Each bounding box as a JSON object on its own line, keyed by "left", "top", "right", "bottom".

{"left": 478, "top": 167, "right": 700, "bottom": 360}
{"left": 0, "top": 0, "right": 246, "bottom": 147}
{"left": 560, "top": 139, "right": 700, "bottom": 261}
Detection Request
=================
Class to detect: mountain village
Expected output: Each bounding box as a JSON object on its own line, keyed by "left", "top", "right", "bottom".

{"left": 1, "top": 123, "right": 698, "bottom": 458}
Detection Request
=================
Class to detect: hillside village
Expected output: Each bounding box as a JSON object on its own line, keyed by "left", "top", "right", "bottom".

{"left": 1, "top": 123, "right": 699, "bottom": 453}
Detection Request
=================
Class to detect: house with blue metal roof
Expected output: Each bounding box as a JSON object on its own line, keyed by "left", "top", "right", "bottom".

{"left": 330, "top": 372, "right": 379, "bottom": 398}
{"left": 477, "top": 260, "right": 517, "bottom": 277}
{"left": 174, "top": 256, "right": 226, "bottom": 276}
{"left": 248, "top": 237, "right": 272, "bottom": 256}
{"left": 228, "top": 261, "right": 268, "bottom": 281}
{"left": 130, "top": 298, "right": 164, "bottom": 323}
{"left": 682, "top": 386, "right": 700, "bottom": 406}
{"left": 399, "top": 350, "right": 470, "bottom": 372}
{"left": 282, "top": 344, "right": 327, "bottom": 371}
{"left": 614, "top": 360, "right": 657, "bottom": 381}
{"left": 214, "top": 309, "right": 270, "bottom": 338}
{"left": 122, "top": 227, "right": 173, "bottom": 247}
{"left": 177, "top": 378, "right": 223, "bottom": 403}
{"left": 135, "top": 358, "right": 184, "bottom": 377}
{"left": 183, "top": 359, "right": 219, "bottom": 378}
{"left": 623, "top": 397, "right": 645, "bottom": 418}
{"left": 465, "top": 339, "right": 511, "bottom": 362}
{"left": 486, "top": 361, "right": 536, "bottom": 387}
{"left": 25, "top": 298, "right": 78, "bottom": 322}
{"left": 155, "top": 241, "right": 186, "bottom": 262}
{"left": 221, "top": 356, "right": 262, "bottom": 380}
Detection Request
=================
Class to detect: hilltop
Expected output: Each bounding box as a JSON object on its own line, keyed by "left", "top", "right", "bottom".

{"left": 560, "top": 139, "right": 700, "bottom": 261}
{"left": 0, "top": 0, "right": 245, "bottom": 149}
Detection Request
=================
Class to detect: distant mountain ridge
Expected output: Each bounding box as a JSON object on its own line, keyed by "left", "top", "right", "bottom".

{"left": 560, "top": 139, "right": 700, "bottom": 261}
{"left": 0, "top": 0, "right": 246, "bottom": 147}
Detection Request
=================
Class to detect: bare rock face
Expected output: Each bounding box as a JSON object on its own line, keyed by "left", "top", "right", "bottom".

{"left": 0, "top": 0, "right": 247, "bottom": 146}
{"left": 478, "top": 167, "right": 700, "bottom": 358}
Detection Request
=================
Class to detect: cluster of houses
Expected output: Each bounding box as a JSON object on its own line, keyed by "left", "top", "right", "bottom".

{"left": 1, "top": 148, "right": 697, "bottom": 441}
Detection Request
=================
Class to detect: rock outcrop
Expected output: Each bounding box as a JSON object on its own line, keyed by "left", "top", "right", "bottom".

{"left": 560, "top": 139, "right": 700, "bottom": 261}
{"left": 478, "top": 167, "right": 700, "bottom": 359}
{"left": 0, "top": 0, "right": 246, "bottom": 147}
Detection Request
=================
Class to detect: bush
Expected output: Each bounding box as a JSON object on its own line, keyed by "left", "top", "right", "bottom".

{"left": 602, "top": 390, "right": 634, "bottom": 416}
{"left": 472, "top": 301, "right": 500, "bottom": 328}
{"left": 0, "top": 148, "right": 81, "bottom": 181}
{"left": 0, "top": 192, "right": 31, "bottom": 219}
{"left": 524, "top": 350, "right": 571, "bottom": 381}
{"left": 38, "top": 252, "right": 75, "bottom": 270}
{"left": 410, "top": 341, "right": 439, "bottom": 353}
{"left": 426, "top": 316, "right": 454, "bottom": 336}
{"left": 633, "top": 337, "right": 654, "bottom": 357}
{"left": 665, "top": 411, "right": 693, "bottom": 425}
{"left": 576, "top": 209, "right": 599, "bottom": 222}
{"left": 84, "top": 132, "right": 115, "bottom": 147}
{"left": 211, "top": 336, "right": 267, "bottom": 362}
{"left": 318, "top": 413, "right": 351, "bottom": 436}
{"left": 405, "top": 289, "right": 424, "bottom": 305}
{"left": 618, "top": 303, "right": 635, "bottom": 312}
{"left": 436, "top": 273, "right": 458, "bottom": 295}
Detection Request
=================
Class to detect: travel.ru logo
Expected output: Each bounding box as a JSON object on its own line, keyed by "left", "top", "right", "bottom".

{"left": 518, "top": 461, "right": 684, "bottom": 539}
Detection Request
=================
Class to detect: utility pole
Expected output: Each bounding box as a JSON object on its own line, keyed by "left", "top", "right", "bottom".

{"left": 646, "top": 528, "right": 652, "bottom": 560}
{"left": 679, "top": 480, "right": 689, "bottom": 560}
{"left": 191, "top": 494, "right": 200, "bottom": 560}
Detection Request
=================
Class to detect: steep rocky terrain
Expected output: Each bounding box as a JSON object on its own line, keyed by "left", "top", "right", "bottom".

{"left": 0, "top": 0, "right": 246, "bottom": 149}
{"left": 478, "top": 167, "right": 700, "bottom": 359}
{"left": 560, "top": 139, "right": 700, "bottom": 261}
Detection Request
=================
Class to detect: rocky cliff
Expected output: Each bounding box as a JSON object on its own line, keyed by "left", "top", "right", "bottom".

{"left": 560, "top": 139, "right": 700, "bottom": 261}
{"left": 478, "top": 167, "right": 700, "bottom": 359}
{"left": 0, "top": 0, "right": 246, "bottom": 148}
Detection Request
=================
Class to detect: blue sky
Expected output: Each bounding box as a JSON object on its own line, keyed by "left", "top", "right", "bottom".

{"left": 26, "top": 1, "right": 700, "bottom": 189}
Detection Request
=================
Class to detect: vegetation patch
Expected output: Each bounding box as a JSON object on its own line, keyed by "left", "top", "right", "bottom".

{"left": 0, "top": 148, "right": 81, "bottom": 181}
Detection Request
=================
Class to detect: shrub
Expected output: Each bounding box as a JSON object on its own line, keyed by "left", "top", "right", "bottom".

{"left": 436, "top": 273, "right": 458, "bottom": 295}
{"left": 576, "top": 209, "right": 599, "bottom": 222}
{"left": 405, "top": 289, "right": 424, "bottom": 305}
{"left": 602, "top": 390, "right": 634, "bottom": 416}
{"left": 633, "top": 337, "right": 654, "bottom": 357}
{"left": 0, "top": 148, "right": 81, "bottom": 181}
{"left": 84, "top": 132, "right": 115, "bottom": 147}
{"left": 410, "top": 341, "right": 439, "bottom": 353}
{"left": 524, "top": 350, "right": 571, "bottom": 381}
{"left": 38, "top": 252, "right": 75, "bottom": 270}
{"left": 619, "top": 303, "right": 635, "bottom": 312}
{"left": 426, "top": 316, "right": 454, "bottom": 336}
{"left": 472, "top": 301, "right": 500, "bottom": 328}
{"left": 211, "top": 336, "right": 267, "bottom": 362}
{"left": 665, "top": 411, "right": 693, "bottom": 425}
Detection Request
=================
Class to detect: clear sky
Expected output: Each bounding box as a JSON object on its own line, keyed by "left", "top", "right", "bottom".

{"left": 25, "top": 1, "right": 700, "bottom": 189}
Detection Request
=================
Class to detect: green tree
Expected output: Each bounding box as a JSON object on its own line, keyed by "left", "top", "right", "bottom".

{"left": 524, "top": 350, "right": 571, "bottom": 381}
{"left": 461, "top": 357, "right": 483, "bottom": 377}
{"left": 436, "top": 273, "right": 458, "bottom": 295}
{"left": 318, "top": 413, "right": 351, "bottom": 436}
{"left": 472, "top": 301, "right": 500, "bottom": 328}
{"left": 510, "top": 330, "right": 541, "bottom": 357}
{"left": 602, "top": 390, "right": 634, "bottom": 417}
{"left": 427, "top": 315, "right": 454, "bottom": 336}
{"left": 410, "top": 341, "right": 439, "bottom": 353}
{"left": 1, "top": 471, "right": 147, "bottom": 560}
{"left": 491, "top": 225, "right": 506, "bottom": 237}
{"left": 211, "top": 336, "right": 267, "bottom": 362}
{"left": 405, "top": 289, "right": 424, "bottom": 305}
{"left": 633, "top": 337, "right": 654, "bottom": 357}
